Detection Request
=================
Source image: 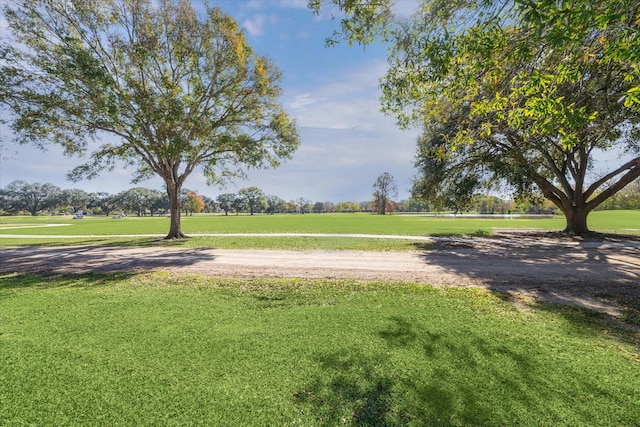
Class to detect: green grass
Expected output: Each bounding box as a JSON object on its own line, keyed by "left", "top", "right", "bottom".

{"left": 1, "top": 210, "right": 638, "bottom": 249}
{"left": 1, "top": 272, "right": 638, "bottom": 426}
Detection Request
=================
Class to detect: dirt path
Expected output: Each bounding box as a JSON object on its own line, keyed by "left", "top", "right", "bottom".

{"left": 1, "top": 232, "right": 639, "bottom": 317}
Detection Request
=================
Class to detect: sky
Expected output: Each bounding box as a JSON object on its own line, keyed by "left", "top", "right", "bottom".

{"left": 0, "top": 0, "right": 422, "bottom": 203}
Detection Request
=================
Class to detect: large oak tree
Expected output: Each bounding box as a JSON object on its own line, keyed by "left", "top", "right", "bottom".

{"left": 0, "top": 180, "right": 61, "bottom": 215}
{"left": 2, "top": 0, "right": 300, "bottom": 238}
{"left": 312, "top": 0, "right": 640, "bottom": 235}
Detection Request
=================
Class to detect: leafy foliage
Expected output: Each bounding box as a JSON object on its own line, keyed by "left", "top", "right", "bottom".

{"left": 1, "top": 0, "right": 300, "bottom": 238}
{"left": 216, "top": 193, "right": 236, "bottom": 215}
{"left": 238, "top": 186, "right": 267, "bottom": 215}
{"left": 0, "top": 181, "right": 62, "bottom": 215}
{"left": 182, "top": 190, "right": 205, "bottom": 216}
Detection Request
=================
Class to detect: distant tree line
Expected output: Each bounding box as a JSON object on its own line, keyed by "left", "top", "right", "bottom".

{"left": 0, "top": 180, "right": 423, "bottom": 216}
{"left": 2, "top": 179, "right": 637, "bottom": 217}
{"left": 0, "top": 180, "right": 213, "bottom": 217}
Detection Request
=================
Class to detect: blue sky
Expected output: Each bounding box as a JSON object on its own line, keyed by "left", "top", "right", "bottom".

{"left": 0, "top": 0, "right": 421, "bottom": 203}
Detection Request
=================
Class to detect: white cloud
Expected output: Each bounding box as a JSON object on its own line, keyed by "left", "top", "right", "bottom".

{"left": 242, "top": 14, "right": 278, "bottom": 36}
{"left": 286, "top": 59, "right": 394, "bottom": 131}
{"left": 289, "top": 93, "right": 325, "bottom": 109}
{"left": 243, "top": 1, "right": 265, "bottom": 10}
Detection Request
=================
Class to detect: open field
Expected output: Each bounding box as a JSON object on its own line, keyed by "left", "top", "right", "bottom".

{"left": 2, "top": 273, "right": 639, "bottom": 426}
{"left": 1, "top": 210, "right": 638, "bottom": 249}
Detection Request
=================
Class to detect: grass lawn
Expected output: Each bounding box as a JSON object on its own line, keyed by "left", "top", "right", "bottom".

{"left": 1, "top": 272, "right": 639, "bottom": 426}
{"left": 1, "top": 210, "right": 638, "bottom": 249}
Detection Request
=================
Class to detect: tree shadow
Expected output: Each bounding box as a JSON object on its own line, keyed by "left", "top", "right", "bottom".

{"left": 0, "top": 237, "right": 195, "bottom": 249}
{"left": 0, "top": 271, "right": 141, "bottom": 292}
{"left": 412, "top": 234, "right": 640, "bottom": 337}
{"left": 0, "top": 245, "right": 217, "bottom": 276}
{"left": 293, "top": 348, "right": 395, "bottom": 426}
{"left": 292, "top": 315, "right": 628, "bottom": 425}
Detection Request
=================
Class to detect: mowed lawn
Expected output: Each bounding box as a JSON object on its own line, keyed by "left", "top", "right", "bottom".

{"left": 1, "top": 210, "right": 638, "bottom": 250}
{"left": 1, "top": 273, "right": 639, "bottom": 426}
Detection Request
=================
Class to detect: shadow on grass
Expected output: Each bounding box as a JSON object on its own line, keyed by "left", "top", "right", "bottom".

{"left": 293, "top": 349, "right": 395, "bottom": 426}
{"left": 1, "top": 237, "right": 196, "bottom": 249}
{"left": 0, "top": 245, "right": 217, "bottom": 276}
{"left": 428, "top": 229, "right": 492, "bottom": 238}
{"left": 294, "top": 315, "right": 616, "bottom": 426}
{"left": 0, "top": 272, "right": 142, "bottom": 297}
{"left": 412, "top": 234, "right": 640, "bottom": 342}
{"left": 295, "top": 314, "right": 640, "bottom": 425}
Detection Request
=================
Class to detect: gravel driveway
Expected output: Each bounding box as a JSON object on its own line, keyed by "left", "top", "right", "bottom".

{"left": 2, "top": 232, "right": 639, "bottom": 317}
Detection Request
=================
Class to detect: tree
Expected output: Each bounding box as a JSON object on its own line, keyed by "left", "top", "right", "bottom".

{"left": 313, "top": 201, "right": 325, "bottom": 213}
{"left": 183, "top": 190, "right": 205, "bottom": 216}
{"left": 411, "top": 123, "right": 483, "bottom": 214}
{"left": 403, "top": 197, "right": 429, "bottom": 213}
{"left": 2, "top": 0, "right": 300, "bottom": 239}
{"left": 148, "top": 190, "right": 169, "bottom": 216}
{"left": 117, "top": 187, "right": 156, "bottom": 216}
{"left": 473, "top": 195, "right": 508, "bottom": 215}
{"left": 232, "top": 195, "right": 248, "bottom": 215}
{"left": 0, "top": 180, "right": 61, "bottom": 215}
{"left": 359, "top": 201, "right": 373, "bottom": 212}
{"left": 311, "top": 0, "right": 640, "bottom": 235}
{"left": 596, "top": 178, "right": 640, "bottom": 210}
{"left": 238, "top": 186, "right": 267, "bottom": 215}
{"left": 200, "top": 195, "right": 217, "bottom": 213}
{"left": 216, "top": 193, "right": 236, "bottom": 216}
{"left": 295, "top": 197, "right": 311, "bottom": 214}
{"left": 372, "top": 172, "right": 397, "bottom": 215}
{"left": 286, "top": 200, "right": 298, "bottom": 213}
{"left": 88, "top": 192, "right": 118, "bottom": 216}
{"left": 323, "top": 201, "right": 336, "bottom": 213}
{"left": 60, "top": 188, "right": 90, "bottom": 214}
{"left": 266, "top": 195, "right": 286, "bottom": 214}
{"left": 335, "top": 201, "right": 360, "bottom": 212}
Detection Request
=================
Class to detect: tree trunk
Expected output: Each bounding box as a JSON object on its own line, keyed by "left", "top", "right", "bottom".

{"left": 166, "top": 182, "right": 186, "bottom": 239}
{"left": 561, "top": 205, "right": 590, "bottom": 236}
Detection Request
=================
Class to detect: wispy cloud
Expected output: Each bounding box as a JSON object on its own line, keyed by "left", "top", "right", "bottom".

{"left": 242, "top": 14, "right": 278, "bottom": 36}
{"left": 289, "top": 93, "right": 326, "bottom": 109}
{"left": 287, "top": 59, "right": 392, "bottom": 130}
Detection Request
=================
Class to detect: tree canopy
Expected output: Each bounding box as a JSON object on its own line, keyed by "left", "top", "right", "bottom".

{"left": 0, "top": 180, "right": 61, "bottom": 216}
{"left": 312, "top": 0, "right": 640, "bottom": 234}
{"left": 2, "top": 0, "right": 300, "bottom": 238}
{"left": 238, "top": 186, "right": 267, "bottom": 215}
